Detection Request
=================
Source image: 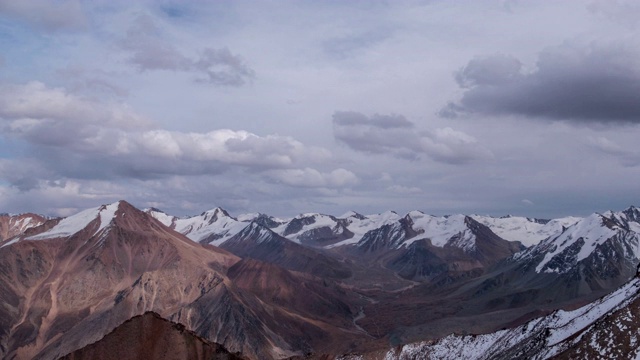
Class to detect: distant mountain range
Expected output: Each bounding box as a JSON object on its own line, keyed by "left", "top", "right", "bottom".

{"left": 145, "top": 206, "right": 583, "bottom": 249}
{"left": 0, "top": 201, "right": 639, "bottom": 359}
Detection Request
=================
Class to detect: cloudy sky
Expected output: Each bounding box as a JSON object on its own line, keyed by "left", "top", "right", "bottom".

{"left": 1, "top": 0, "right": 639, "bottom": 218}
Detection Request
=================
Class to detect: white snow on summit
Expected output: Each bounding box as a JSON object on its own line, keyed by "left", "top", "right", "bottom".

{"left": 172, "top": 208, "right": 248, "bottom": 245}
{"left": 27, "top": 201, "right": 120, "bottom": 240}
{"left": 406, "top": 213, "right": 473, "bottom": 249}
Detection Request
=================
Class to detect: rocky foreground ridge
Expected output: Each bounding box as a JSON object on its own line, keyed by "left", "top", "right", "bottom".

{"left": 60, "top": 311, "right": 244, "bottom": 360}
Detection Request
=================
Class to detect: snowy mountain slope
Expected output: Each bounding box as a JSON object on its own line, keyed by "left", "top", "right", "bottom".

{"left": 148, "top": 207, "right": 248, "bottom": 246}
{"left": 236, "top": 212, "right": 286, "bottom": 228}
{"left": 514, "top": 207, "right": 640, "bottom": 275}
{"left": 407, "top": 213, "right": 474, "bottom": 249}
{"left": 0, "top": 213, "right": 48, "bottom": 240}
{"left": 472, "top": 215, "right": 580, "bottom": 247}
{"left": 2, "top": 202, "right": 121, "bottom": 246}
{"left": 383, "top": 216, "right": 524, "bottom": 281}
{"left": 355, "top": 213, "right": 521, "bottom": 255}
{"left": 272, "top": 212, "right": 353, "bottom": 247}
{"left": 327, "top": 211, "right": 402, "bottom": 248}
{"left": 31, "top": 202, "right": 118, "bottom": 240}
{"left": 377, "top": 268, "right": 640, "bottom": 360}
{"left": 148, "top": 205, "right": 639, "bottom": 265}
{"left": 145, "top": 208, "right": 176, "bottom": 227}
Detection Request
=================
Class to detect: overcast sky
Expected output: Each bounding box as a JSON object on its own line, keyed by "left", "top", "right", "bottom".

{"left": 1, "top": 0, "right": 639, "bottom": 218}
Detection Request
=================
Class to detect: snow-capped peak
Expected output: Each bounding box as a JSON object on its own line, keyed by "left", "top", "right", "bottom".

{"left": 404, "top": 213, "right": 474, "bottom": 248}
{"left": 201, "top": 207, "right": 234, "bottom": 223}
{"left": 230, "top": 221, "right": 277, "bottom": 244}
{"left": 170, "top": 208, "right": 246, "bottom": 245}
{"left": 532, "top": 212, "right": 635, "bottom": 274}
{"left": 27, "top": 201, "right": 122, "bottom": 240}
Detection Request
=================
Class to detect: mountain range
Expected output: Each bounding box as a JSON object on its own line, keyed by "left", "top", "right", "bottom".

{"left": 1, "top": 201, "right": 639, "bottom": 359}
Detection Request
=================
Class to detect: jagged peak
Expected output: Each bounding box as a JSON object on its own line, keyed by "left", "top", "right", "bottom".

{"left": 248, "top": 220, "right": 272, "bottom": 231}
{"left": 622, "top": 205, "right": 640, "bottom": 220}
{"left": 202, "top": 206, "right": 230, "bottom": 216}
{"left": 200, "top": 207, "right": 236, "bottom": 223}
{"left": 236, "top": 221, "right": 272, "bottom": 235}
{"left": 232, "top": 221, "right": 279, "bottom": 244}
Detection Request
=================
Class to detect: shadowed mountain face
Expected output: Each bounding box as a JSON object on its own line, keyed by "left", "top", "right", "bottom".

{"left": 220, "top": 222, "right": 353, "bottom": 279}
{"left": 59, "top": 312, "right": 244, "bottom": 360}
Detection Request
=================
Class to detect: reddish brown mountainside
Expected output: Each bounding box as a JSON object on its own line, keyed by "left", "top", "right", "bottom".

{"left": 59, "top": 311, "right": 244, "bottom": 360}
{"left": 0, "top": 201, "right": 372, "bottom": 360}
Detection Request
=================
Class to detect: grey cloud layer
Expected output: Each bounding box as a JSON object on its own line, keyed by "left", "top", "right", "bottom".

{"left": 0, "top": 82, "right": 344, "bottom": 189}
{"left": 120, "top": 15, "right": 254, "bottom": 86}
{"left": 589, "top": 136, "right": 640, "bottom": 167}
{"left": 443, "top": 42, "right": 640, "bottom": 123}
{"left": 332, "top": 111, "right": 492, "bottom": 164}
{"left": 3, "top": 1, "right": 640, "bottom": 218}
{"left": 0, "top": 0, "right": 87, "bottom": 31}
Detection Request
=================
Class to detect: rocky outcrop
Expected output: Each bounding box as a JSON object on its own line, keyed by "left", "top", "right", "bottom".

{"left": 59, "top": 312, "right": 244, "bottom": 360}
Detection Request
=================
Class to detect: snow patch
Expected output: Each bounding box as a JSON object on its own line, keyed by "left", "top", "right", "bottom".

{"left": 0, "top": 237, "right": 20, "bottom": 248}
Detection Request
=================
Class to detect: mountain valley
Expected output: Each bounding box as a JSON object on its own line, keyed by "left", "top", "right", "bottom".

{"left": 1, "top": 202, "right": 639, "bottom": 359}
